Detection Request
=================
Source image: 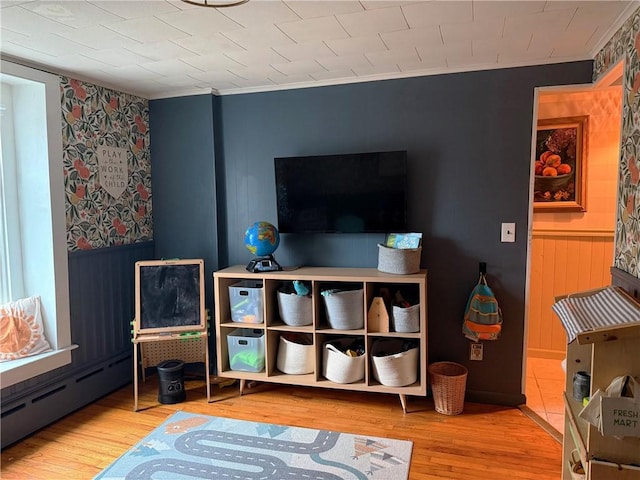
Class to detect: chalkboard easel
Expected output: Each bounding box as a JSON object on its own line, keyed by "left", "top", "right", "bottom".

{"left": 132, "top": 259, "right": 211, "bottom": 411}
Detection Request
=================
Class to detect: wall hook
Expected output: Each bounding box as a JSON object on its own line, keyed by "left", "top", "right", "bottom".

{"left": 479, "top": 262, "right": 487, "bottom": 276}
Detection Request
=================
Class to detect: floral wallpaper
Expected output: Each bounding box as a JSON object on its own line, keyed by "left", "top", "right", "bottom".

{"left": 61, "top": 78, "right": 152, "bottom": 251}
{"left": 594, "top": 6, "right": 640, "bottom": 278}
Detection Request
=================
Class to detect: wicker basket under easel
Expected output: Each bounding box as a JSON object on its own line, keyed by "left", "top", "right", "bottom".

{"left": 428, "top": 361, "right": 468, "bottom": 415}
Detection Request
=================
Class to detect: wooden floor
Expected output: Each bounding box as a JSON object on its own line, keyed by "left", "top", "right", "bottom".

{"left": 1, "top": 376, "right": 562, "bottom": 479}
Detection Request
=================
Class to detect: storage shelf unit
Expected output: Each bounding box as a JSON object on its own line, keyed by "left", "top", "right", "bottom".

{"left": 213, "top": 266, "right": 428, "bottom": 412}
{"left": 556, "top": 288, "right": 640, "bottom": 479}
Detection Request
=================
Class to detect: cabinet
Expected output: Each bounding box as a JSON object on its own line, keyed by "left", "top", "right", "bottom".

{"left": 555, "top": 287, "right": 640, "bottom": 479}
{"left": 213, "top": 266, "right": 427, "bottom": 412}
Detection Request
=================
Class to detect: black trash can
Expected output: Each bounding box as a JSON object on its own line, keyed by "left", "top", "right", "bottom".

{"left": 157, "top": 359, "right": 186, "bottom": 404}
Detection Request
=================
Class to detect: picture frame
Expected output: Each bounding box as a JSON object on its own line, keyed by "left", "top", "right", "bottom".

{"left": 533, "top": 116, "right": 588, "bottom": 212}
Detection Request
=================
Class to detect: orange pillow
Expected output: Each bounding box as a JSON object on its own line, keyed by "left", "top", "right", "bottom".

{"left": 0, "top": 296, "right": 51, "bottom": 362}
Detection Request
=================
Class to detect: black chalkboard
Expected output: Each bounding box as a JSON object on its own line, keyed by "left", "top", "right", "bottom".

{"left": 134, "top": 259, "right": 205, "bottom": 335}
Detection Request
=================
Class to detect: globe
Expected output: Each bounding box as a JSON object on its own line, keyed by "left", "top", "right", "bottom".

{"left": 244, "top": 221, "right": 280, "bottom": 257}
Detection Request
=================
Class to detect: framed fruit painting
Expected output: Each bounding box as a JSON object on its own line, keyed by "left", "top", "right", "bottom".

{"left": 533, "top": 116, "right": 588, "bottom": 212}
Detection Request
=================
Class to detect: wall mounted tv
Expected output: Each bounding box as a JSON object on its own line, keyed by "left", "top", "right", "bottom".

{"left": 275, "top": 150, "right": 407, "bottom": 234}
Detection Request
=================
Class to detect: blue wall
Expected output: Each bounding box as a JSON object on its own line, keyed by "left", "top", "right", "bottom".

{"left": 149, "top": 95, "right": 220, "bottom": 371}
{"left": 147, "top": 62, "right": 592, "bottom": 404}
{"left": 149, "top": 95, "right": 220, "bottom": 305}
{"left": 214, "top": 61, "right": 593, "bottom": 404}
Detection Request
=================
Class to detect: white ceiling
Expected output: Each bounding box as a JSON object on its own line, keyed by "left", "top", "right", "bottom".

{"left": 0, "top": 0, "right": 636, "bottom": 99}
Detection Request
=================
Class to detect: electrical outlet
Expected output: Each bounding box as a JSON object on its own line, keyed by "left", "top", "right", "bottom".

{"left": 470, "top": 343, "right": 483, "bottom": 361}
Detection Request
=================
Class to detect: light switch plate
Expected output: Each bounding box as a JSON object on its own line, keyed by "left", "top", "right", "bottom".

{"left": 501, "top": 222, "right": 516, "bottom": 243}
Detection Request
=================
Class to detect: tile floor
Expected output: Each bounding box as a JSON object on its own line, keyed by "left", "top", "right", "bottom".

{"left": 525, "top": 356, "right": 566, "bottom": 433}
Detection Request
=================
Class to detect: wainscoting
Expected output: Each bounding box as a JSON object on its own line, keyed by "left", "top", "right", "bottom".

{"left": 527, "top": 229, "right": 614, "bottom": 359}
{"left": 0, "top": 241, "right": 155, "bottom": 448}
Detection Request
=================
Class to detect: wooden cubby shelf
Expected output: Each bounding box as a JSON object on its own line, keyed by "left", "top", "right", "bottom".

{"left": 213, "top": 266, "right": 428, "bottom": 412}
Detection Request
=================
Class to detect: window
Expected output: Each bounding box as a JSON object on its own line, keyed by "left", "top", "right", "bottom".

{"left": 0, "top": 61, "right": 75, "bottom": 388}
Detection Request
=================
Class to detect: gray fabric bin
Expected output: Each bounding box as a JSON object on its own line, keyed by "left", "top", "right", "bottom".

{"left": 377, "top": 244, "right": 421, "bottom": 274}
{"left": 392, "top": 304, "right": 420, "bottom": 333}
{"left": 322, "top": 289, "right": 364, "bottom": 330}
{"left": 277, "top": 291, "right": 313, "bottom": 326}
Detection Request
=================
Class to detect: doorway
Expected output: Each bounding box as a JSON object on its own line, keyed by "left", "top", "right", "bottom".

{"left": 524, "top": 61, "right": 624, "bottom": 437}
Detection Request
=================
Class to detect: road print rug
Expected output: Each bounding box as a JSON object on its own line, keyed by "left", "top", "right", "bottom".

{"left": 95, "top": 411, "right": 412, "bottom": 480}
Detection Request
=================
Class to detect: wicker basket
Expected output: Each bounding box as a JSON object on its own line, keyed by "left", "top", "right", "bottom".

{"left": 371, "top": 339, "right": 419, "bottom": 387}
{"left": 277, "top": 291, "right": 313, "bottom": 326}
{"left": 322, "top": 339, "right": 365, "bottom": 384}
{"left": 276, "top": 334, "right": 314, "bottom": 375}
{"left": 428, "top": 361, "right": 468, "bottom": 415}
{"left": 377, "top": 244, "right": 421, "bottom": 275}
{"left": 322, "top": 289, "right": 364, "bottom": 330}
{"left": 392, "top": 304, "right": 420, "bottom": 333}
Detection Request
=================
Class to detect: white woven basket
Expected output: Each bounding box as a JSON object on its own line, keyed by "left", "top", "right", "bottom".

{"left": 377, "top": 244, "right": 421, "bottom": 274}
{"left": 322, "top": 339, "right": 365, "bottom": 384}
{"left": 277, "top": 291, "right": 313, "bottom": 326}
{"left": 392, "top": 304, "right": 420, "bottom": 333}
{"left": 322, "top": 289, "right": 364, "bottom": 330}
{"left": 276, "top": 335, "right": 314, "bottom": 375}
{"left": 371, "top": 339, "right": 419, "bottom": 387}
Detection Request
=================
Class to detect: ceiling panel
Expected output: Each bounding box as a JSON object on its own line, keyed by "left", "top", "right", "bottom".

{"left": 337, "top": 6, "right": 408, "bottom": 37}
{"left": 89, "top": 1, "right": 180, "bottom": 20}
{"left": 222, "top": 24, "right": 294, "bottom": 49}
{"left": 317, "top": 53, "right": 372, "bottom": 71}
{"left": 19, "top": 1, "right": 123, "bottom": 28}
{"left": 156, "top": 8, "right": 244, "bottom": 34}
{"left": 325, "top": 35, "right": 387, "bottom": 56}
{"left": 2, "top": 5, "right": 77, "bottom": 36}
{"left": 285, "top": 0, "right": 363, "bottom": 19}
{"left": 57, "top": 25, "right": 141, "bottom": 50}
{"left": 0, "top": 0, "right": 634, "bottom": 99}
{"left": 218, "top": 0, "right": 300, "bottom": 27}
{"left": 105, "top": 17, "right": 190, "bottom": 43}
{"left": 9, "top": 33, "right": 94, "bottom": 57}
{"left": 125, "top": 40, "right": 197, "bottom": 62}
{"left": 278, "top": 16, "right": 350, "bottom": 43}
{"left": 403, "top": 1, "right": 473, "bottom": 28}
{"left": 274, "top": 41, "right": 337, "bottom": 61}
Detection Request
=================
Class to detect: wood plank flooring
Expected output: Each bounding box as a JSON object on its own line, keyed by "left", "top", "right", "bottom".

{"left": 1, "top": 377, "right": 562, "bottom": 479}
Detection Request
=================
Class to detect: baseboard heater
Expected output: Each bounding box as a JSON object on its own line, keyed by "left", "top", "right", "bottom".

{"left": 1, "top": 351, "right": 132, "bottom": 449}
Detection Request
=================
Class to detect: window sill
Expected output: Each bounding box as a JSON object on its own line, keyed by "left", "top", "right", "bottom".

{"left": 0, "top": 345, "right": 77, "bottom": 389}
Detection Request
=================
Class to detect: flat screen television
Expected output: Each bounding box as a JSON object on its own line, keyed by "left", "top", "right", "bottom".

{"left": 275, "top": 151, "right": 407, "bottom": 234}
